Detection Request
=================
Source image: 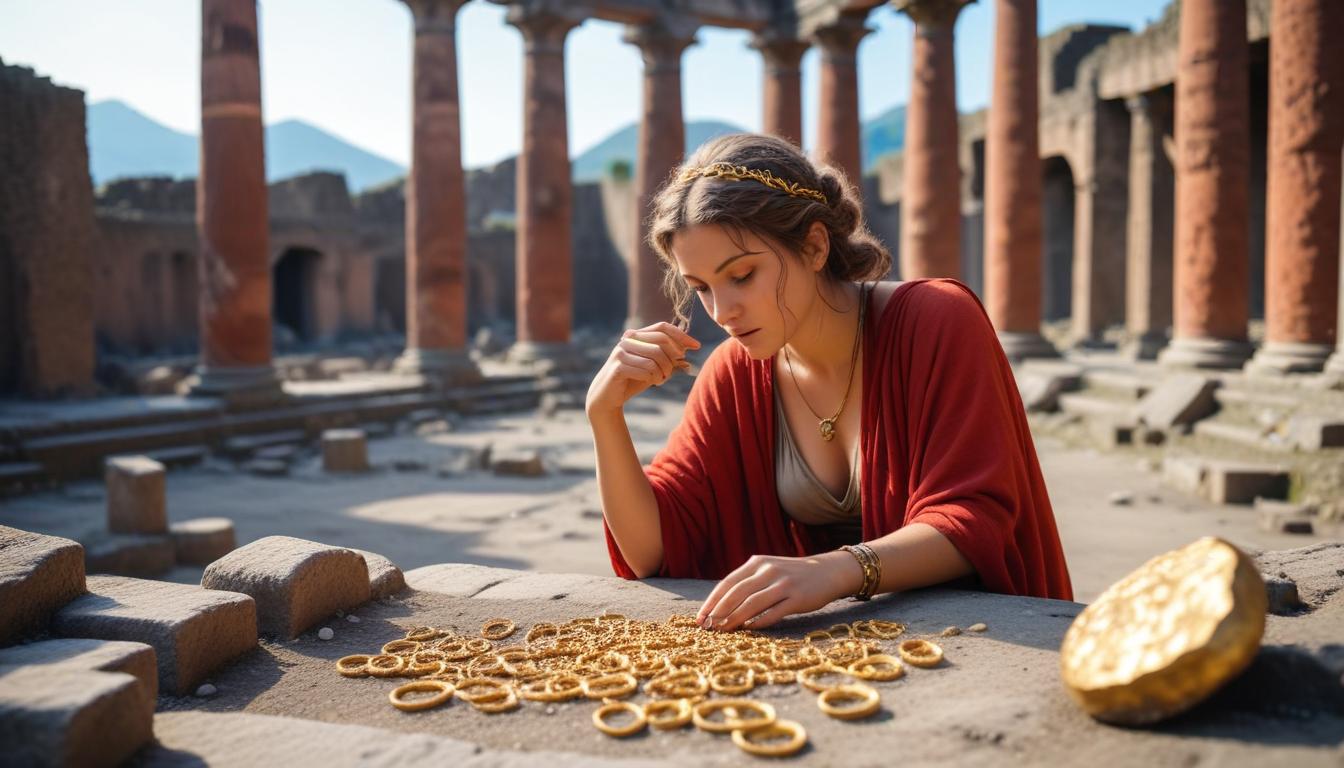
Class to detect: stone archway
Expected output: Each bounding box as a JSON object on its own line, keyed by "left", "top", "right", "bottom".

{"left": 272, "top": 246, "right": 323, "bottom": 345}
{"left": 1041, "top": 155, "right": 1076, "bottom": 322}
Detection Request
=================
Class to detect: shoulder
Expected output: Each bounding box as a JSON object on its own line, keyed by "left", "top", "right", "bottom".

{"left": 872, "top": 278, "right": 986, "bottom": 326}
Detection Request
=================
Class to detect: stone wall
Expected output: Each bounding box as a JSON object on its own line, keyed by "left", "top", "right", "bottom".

{"left": 0, "top": 59, "right": 95, "bottom": 396}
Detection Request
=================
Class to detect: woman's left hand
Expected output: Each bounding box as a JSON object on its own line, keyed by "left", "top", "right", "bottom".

{"left": 695, "top": 552, "right": 862, "bottom": 632}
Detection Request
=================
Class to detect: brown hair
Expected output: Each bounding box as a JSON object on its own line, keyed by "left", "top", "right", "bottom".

{"left": 647, "top": 133, "right": 891, "bottom": 326}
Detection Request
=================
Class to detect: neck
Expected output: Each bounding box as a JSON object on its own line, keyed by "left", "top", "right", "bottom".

{"left": 782, "top": 280, "right": 863, "bottom": 379}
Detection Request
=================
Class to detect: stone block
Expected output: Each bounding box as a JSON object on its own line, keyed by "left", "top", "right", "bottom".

{"left": 0, "top": 667, "right": 152, "bottom": 768}
{"left": 0, "top": 638, "right": 157, "bottom": 721}
{"left": 1088, "top": 419, "right": 1135, "bottom": 448}
{"left": 242, "top": 458, "right": 290, "bottom": 477}
{"left": 170, "top": 517, "right": 237, "bottom": 566}
{"left": 490, "top": 447, "right": 546, "bottom": 477}
{"left": 1287, "top": 416, "right": 1344, "bottom": 450}
{"left": 321, "top": 429, "right": 369, "bottom": 472}
{"left": 1161, "top": 455, "right": 1206, "bottom": 496}
{"left": 1016, "top": 372, "right": 1066, "bottom": 413}
{"left": 201, "top": 536, "right": 370, "bottom": 639}
{"left": 84, "top": 533, "right": 175, "bottom": 577}
{"left": 52, "top": 575, "right": 257, "bottom": 695}
{"left": 104, "top": 455, "right": 166, "bottom": 535}
{"left": 1254, "top": 499, "right": 1317, "bottom": 535}
{"left": 1134, "top": 374, "right": 1219, "bottom": 429}
{"left": 1204, "top": 462, "right": 1290, "bottom": 505}
{"left": 352, "top": 549, "right": 405, "bottom": 599}
{"left": 0, "top": 526, "right": 86, "bottom": 646}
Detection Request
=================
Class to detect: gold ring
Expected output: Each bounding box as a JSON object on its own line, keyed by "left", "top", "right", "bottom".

{"left": 481, "top": 619, "right": 516, "bottom": 641}
{"left": 644, "top": 698, "right": 693, "bottom": 730}
{"left": 366, "top": 654, "right": 407, "bottom": 678}
{"left": 388, "top": 679, "right": 455, "bottom": 712}
{"left": 731, "top": 718, "right": 808, "bottom": 757}
{"left": 592, "top": 700, "right": 647, "bottom": 737}
{"left": 471, "top": 687, "right": 519, "bottom": 713}
{"left": 897, "top": 639, "right": 944, "bottom": 668}
{"left": 404, "top": 626, "right": 440, "bottom": 642}
{"left": 847, "top": 653, "right": 905, "bottom": 682}
{"left": 382, "top": 639, "right": 420, "bottom": 656}
{"left": 817, "top": 683, "right": 881, "bottom": 720}
{"left": 581, "top": 672, "right": 638, "bottom": 699}
{"left": 797, "top": 663, "right": 850, "bottom": 692}
{"left": 336, "top": 654, "right": 371, "bottom": 678}
{"left": 455, "top": 676, "right": 511, "bottom": 704}
{"left": 692, "top": 699, "right": 776, "bottom": 734}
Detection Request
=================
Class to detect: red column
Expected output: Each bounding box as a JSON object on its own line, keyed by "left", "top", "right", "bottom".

{"left": 1158, "top": 0, "right": 1253, "bottom": 369}
{"left": 1122, "top": 91, "right": 1175, "bottom": 361}
{"left": 984, "top": 0, "right": 1055, "bottom": 360}
{"left": 395, "top": 0, "right": 479, "bottom": 383}
{"left": 752, "top": 32, "right": 808, "bottom": 148}
{"left": 894, "top": 0, "right": 970, "bottom": 280}
{"left": 625, "top": 19, "right": 696, "bottom": 329}
{"left": 1247, "top": 0, "right": 1344, "bottom": 374}
{"left": 192, "top": 0, "right": 281, "bottom": 402}
{"left": 506, "top": 5, "right": 583, "bottom": 369}
{"left": 812, "top": 12, "right": 869, "bottom": 191}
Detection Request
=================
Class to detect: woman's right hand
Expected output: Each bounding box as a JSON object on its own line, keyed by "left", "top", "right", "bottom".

{"left": 586, "top": 322, "right": 700, "bottom": 416}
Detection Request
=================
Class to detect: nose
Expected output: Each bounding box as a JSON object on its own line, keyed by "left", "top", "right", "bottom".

{"left": 707, "top": 289, "right": 736, "bottom": 328}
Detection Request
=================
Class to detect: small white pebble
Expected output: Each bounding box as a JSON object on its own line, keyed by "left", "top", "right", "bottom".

{"left": 346, "top": 615, "right": 361, "bottom": 624}
{"left": 318, "top": 627, "right": 335, "bottom": 641}
{"left": 968, "top": 622, "right": 988, "bottom": 632}
{"left": 195, "top": 684, "right": 217, "bottom": 697}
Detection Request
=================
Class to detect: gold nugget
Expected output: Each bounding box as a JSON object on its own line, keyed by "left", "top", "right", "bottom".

{"left": 1059, "top": 537, "right": 1267, "bottom": 725}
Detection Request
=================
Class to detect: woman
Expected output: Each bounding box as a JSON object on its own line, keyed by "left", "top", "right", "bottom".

{"left": 585, "top": 133, "right": 1072, "bottom": 633}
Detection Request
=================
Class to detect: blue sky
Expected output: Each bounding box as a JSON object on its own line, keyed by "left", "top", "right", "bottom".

{"left": 2, "top": 0, "right": 1171, "bottom": 169}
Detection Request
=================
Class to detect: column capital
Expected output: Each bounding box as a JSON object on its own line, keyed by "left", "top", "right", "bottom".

{"left": 750, "top": 29, "right": 810, "bottom": 70}
{"left": 401, "top": 0, "right": 468, "bottom": 33}
{"left": 810, "top": 10, "right": 872, "bottom": 57}
{"left": 892, "top": 0, "right": 974, "bottom": 31}
{"left": 622, "top": 16, "right": 698, "bottom": 72}
{"left": 506, "top": 2, "right": 586, "bottom": 53}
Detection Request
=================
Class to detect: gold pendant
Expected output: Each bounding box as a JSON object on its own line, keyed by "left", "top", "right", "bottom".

{"left": 819, "top": 419, "right": 836, "bottom": 442}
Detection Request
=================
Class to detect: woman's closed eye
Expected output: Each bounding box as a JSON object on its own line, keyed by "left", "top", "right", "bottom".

{"left": 730, "top": 270, "right": 754, "bottom": 286}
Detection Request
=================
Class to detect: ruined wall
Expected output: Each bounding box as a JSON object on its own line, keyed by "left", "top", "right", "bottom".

{"left": 0, "top": 59, "right": 95, "bottom": 396}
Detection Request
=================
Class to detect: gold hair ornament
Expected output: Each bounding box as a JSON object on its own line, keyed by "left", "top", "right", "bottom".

{"left": 678, "top": 162, "right": 828, "bottom": 204}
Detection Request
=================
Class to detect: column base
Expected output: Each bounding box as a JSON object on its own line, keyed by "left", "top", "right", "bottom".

{"left": 1157, "top": 336, "right": 1254, "bottom": 370}
{"left": 506, "top": 341, "right": 592, "bottom": 374}
{"left": 1244, "top": 341, "right": 1334, "bottom": 376}
{"left": 186, "top": 365, "right": 285, "bottom": 408}
{"left": 1121, "top": 331, "right": 1169, "bottom": 361}
{"left": 997, "top": 331, "right": 1059, "bottom": 362}
{"left": 394, "top": 348, "right": 483, "bottom": 387}
{"left": 1325, "top": 347, "right": 1344, "bottom": 375}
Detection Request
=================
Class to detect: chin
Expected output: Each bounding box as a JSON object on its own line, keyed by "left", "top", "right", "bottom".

{"left": 734, "top": 334, "right": 778, "bottom": 361}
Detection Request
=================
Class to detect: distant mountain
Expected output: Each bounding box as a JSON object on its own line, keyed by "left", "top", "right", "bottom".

{"left": 87, "top": 100, "right": 198, "bottom": 185}
{"left": 571, "top": 120, "right": 747, "bottom": 183}
{"left": 86, "top": 100, "right": 407, "bottom": 192}
{"left": 861, "top": 104, "right": 906, "bottom": 172}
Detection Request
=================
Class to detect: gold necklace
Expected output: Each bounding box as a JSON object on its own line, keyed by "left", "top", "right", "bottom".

{"left": 784, "top": 284, "right": 867, "bottom": 442}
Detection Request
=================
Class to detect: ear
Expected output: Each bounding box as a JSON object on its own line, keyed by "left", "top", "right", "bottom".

{"left": 803, "top": 221, "right": 829, "bottom": 273}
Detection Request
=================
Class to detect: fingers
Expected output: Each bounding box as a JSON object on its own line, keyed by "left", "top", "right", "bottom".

{"left": 617, "top": 338, "right": 676, "bottom": 381}
{"left": 612, "top": 350, "right": 662, "bottom": 385}
{"left": 736, "top": 598, "right": 797, "bottom": 631}
{"left": 697, "top": 558, "right": 758, "bottom": 626}
{"left": 643, "top": 321, "right": 700, "bottom": 351}
{"left": 715, "top": 585, "right": 790, "bottom": 633}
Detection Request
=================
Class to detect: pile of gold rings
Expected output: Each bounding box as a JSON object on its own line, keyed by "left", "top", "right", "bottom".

{"left": 335, "top": 615, "right": 952, "bottom": 758}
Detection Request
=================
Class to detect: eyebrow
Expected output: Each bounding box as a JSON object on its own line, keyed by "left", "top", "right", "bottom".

{"left": 681, "top": 250, "right": 761, "bottom": 283}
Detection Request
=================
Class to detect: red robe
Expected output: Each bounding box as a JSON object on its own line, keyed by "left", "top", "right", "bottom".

{"left": 604, "top": 278, "right": 1073, "bottom": 601}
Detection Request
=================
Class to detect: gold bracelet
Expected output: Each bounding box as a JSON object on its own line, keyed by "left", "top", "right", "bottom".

{"left": 839, "top": 543, "right": 881, "bottom": 601}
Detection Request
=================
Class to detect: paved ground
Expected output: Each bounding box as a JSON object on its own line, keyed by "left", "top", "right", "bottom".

{"left": 0, "top": 388, "right": 1329, "bottom": 603}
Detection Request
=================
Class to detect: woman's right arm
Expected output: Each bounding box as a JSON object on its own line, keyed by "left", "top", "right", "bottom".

{"left": 585, "top": 322, "right": 700, "bottom": 578}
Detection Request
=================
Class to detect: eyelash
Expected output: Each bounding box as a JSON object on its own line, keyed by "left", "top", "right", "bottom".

{"left": 691, "top": 270, "right": 754, "bottom": 293}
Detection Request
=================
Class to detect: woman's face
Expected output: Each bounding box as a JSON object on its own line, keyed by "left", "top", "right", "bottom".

{"left": 669, "top": 223, "right": 826, "bottom": 360}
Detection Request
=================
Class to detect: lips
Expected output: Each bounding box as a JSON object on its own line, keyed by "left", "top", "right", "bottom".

{"left": 731, "top": 329, "right": 759, "bottom": 339}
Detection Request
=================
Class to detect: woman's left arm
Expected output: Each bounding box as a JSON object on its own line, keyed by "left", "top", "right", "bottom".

{"left": 695, "top": 523, "right": 973, "bottom": 632}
